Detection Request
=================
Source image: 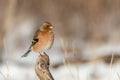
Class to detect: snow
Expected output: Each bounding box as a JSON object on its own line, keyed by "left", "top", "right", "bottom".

{"left": 0, "top": 60, "right": 120, "bottom": 80}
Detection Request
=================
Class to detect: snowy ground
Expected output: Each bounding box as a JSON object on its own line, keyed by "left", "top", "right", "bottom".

{"left": 0, "top": 60, "right": 120, "bottom": 80}
{"left": 0, "top": 43, "right": 120, "bottom": 80}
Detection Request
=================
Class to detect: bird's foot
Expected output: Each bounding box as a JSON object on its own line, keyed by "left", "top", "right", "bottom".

{"left": 39, "top": 52, "right": 47, "bottom": 56}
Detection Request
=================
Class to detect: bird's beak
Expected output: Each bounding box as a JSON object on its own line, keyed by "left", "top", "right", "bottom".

{"left": 49, "top": 26, "right": 53, "bottom": 29}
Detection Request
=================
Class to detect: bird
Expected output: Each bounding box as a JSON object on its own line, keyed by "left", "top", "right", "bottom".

{"left": 21, "top": 22, "right": 54, "bottom": 57}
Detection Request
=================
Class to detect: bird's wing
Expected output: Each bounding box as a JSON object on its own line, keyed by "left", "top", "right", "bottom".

{"left": 31, "top": 38, "right": 39, "bottom": 46}
{"left": 29, "top": 30, "right": 40, "bottom": 49}
{"left": 33, "top": 29, "right": 40, "bottom": 38}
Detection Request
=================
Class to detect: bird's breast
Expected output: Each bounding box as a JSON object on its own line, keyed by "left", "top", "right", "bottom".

{"left": 33, "top": 31, "right": 53, "bottom": 53}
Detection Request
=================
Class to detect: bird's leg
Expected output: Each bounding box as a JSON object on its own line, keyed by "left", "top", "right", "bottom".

{"left": 39, "top": 52, "right": 41, "bottom": 55}
{"left": 41, "top": 51, "right": 45, "bottom": 54}
{"left": 39, "top": 52, "right": 45, "bottom": 55}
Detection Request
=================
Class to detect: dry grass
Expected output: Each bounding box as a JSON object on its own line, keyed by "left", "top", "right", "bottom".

{"left": 109, "top": 52, "right": 114, "bottom": 68}
{"left": 0, "top": 70, "right": 7, "bottom": 80}
{"left": 117, "top": 72, "right": 120, "bottom": 80}
{"left": 61, "top": 37, "right": 80, "bottom": 80}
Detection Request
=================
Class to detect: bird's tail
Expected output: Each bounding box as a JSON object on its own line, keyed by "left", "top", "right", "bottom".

{"left": 21, "top": 50, "right": 31, "bottom": 57}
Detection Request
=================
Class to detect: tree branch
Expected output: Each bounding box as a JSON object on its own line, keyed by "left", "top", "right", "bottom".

{"left": 35, "top": 52, "right": 54, "bottom": 80}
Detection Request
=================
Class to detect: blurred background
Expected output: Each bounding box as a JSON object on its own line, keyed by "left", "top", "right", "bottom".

{"left": 0, "top": 0, "right": 120, "bottom": 80}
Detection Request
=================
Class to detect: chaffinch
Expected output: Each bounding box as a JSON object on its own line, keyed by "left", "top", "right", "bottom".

{"left": 21, "top": 22, "right": 54, "bottom": 57}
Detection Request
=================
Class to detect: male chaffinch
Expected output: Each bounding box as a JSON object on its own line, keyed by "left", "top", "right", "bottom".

{"left": 21, "top": 22, "right": 54, "bottom": 57}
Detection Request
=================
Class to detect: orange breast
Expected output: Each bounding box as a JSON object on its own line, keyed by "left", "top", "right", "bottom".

{"left": 33, "top": 31, "right": 53, "bottom": 53}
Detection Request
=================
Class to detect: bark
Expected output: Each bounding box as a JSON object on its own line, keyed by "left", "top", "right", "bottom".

{"left": 35, "top": 52, "right": 54, "bottom": 80}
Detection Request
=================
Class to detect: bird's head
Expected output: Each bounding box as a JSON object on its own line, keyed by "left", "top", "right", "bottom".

{"left": 40, "top": 22, "right": 53, "bottom": 32}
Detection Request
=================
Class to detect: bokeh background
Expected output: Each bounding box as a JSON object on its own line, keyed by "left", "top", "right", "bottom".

{"left": 0, "top": 0, "right": 120, "bottom": 80}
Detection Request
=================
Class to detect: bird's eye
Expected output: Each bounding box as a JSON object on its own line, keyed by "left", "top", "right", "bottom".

{"left": 46, "top": 25, "right": 49, "bottom": 27}
{"left": 46, "top": 25, "right": 50, "bottom": 29}
{"left": 37, "top": 62, "right": 39, "bottom": 65}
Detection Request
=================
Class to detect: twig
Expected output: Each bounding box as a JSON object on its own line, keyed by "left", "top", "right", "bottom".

{"left": 110, "top": 52, "right": 114, "bottom": 68}
{"left": 0, "top": 70, "right": 7, "bottom": 80}
{"left": 117, "top": 72, "right": 120, "bottom": 80}
{"left": 35, "top": 52, "right": 54, "bottom": 80}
